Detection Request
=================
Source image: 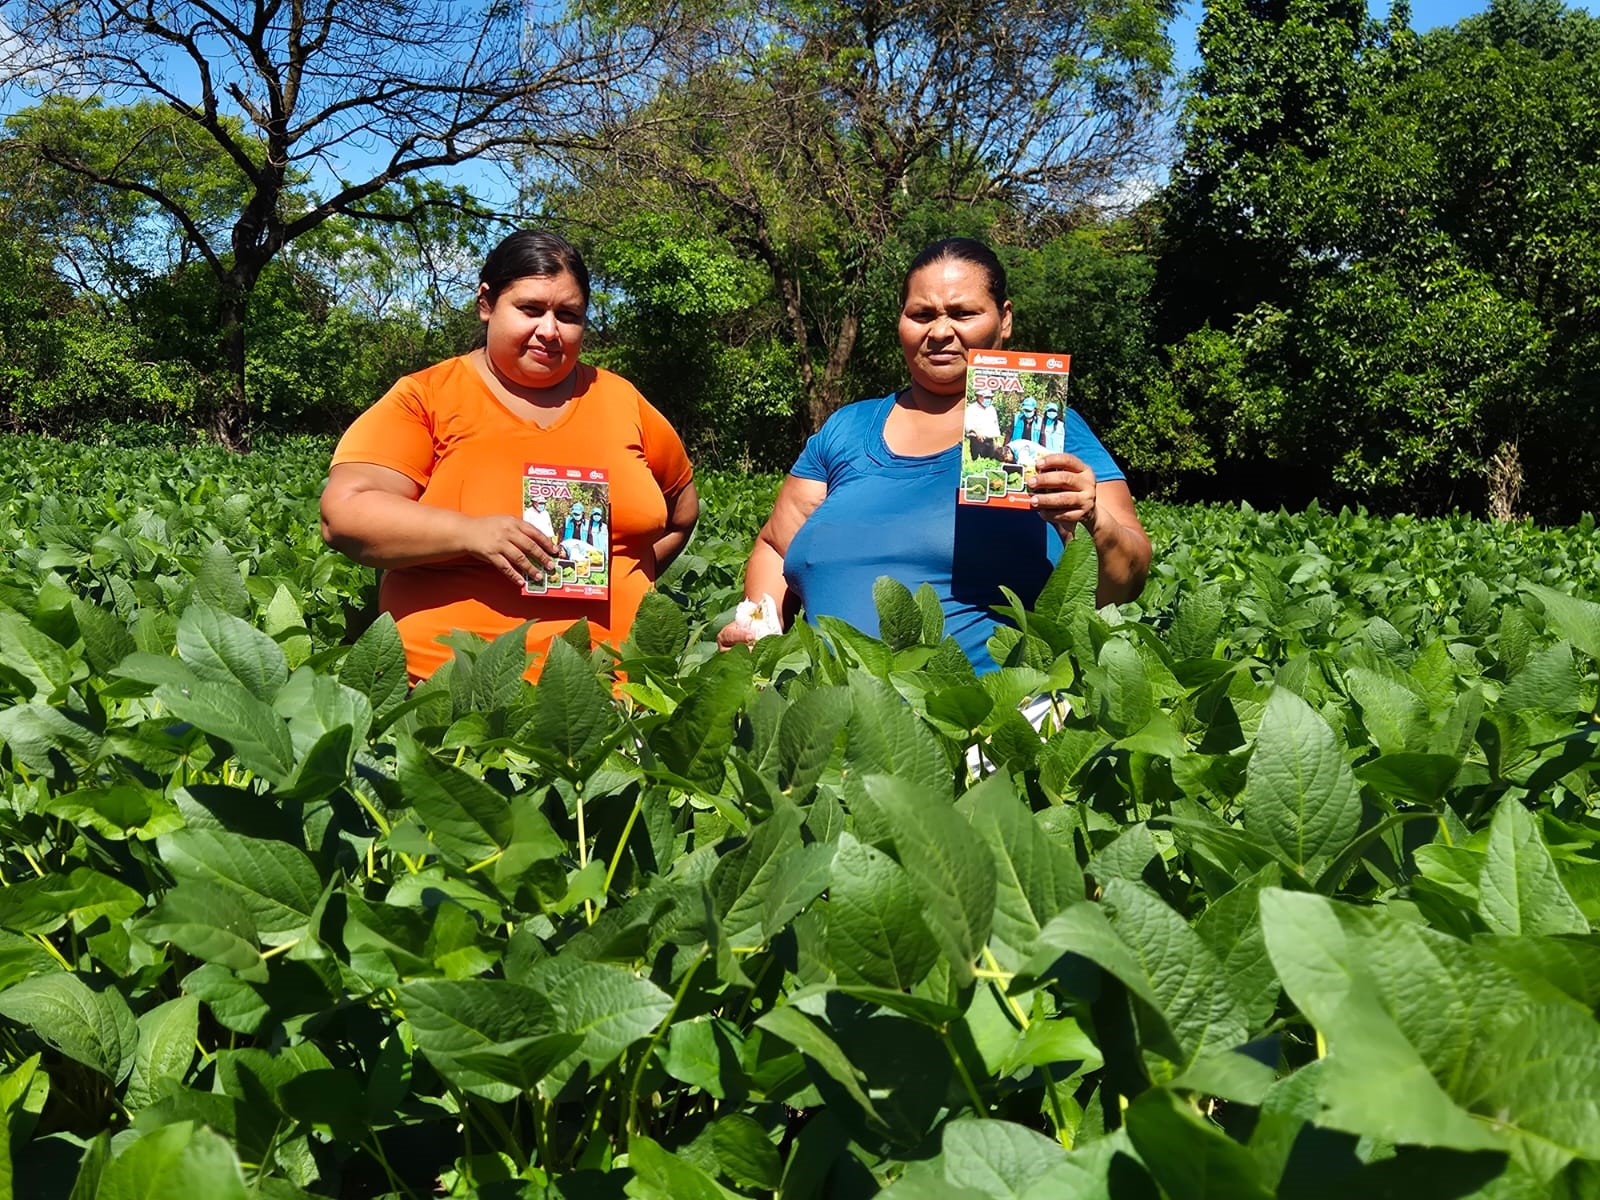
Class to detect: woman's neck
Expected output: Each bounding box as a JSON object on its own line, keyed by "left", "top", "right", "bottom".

{"left": 904, "top": 382, "right": 963, "bottom": 416}
{"left": 475, "top": 348, "right": 580, "bottom": 425}
{"left": 479, "top": 347, "right": 578, "bottom": 408}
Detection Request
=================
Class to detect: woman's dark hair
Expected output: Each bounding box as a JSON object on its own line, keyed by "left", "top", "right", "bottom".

{"left": 901, "top": 238, "right": 1007, "bottom": 307}
{"left": 479, "top": 230, "right": 591, "bottom": 308}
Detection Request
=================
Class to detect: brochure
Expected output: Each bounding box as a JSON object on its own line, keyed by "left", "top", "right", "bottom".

{"left": 959, "top": 348, "right": 1072, "bottom": 508}
{"left": 520, "top": 464, "right": 610, "bottom": 599}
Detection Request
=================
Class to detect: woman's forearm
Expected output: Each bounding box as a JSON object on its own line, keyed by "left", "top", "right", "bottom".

{"left": 652, "top": 483, "right": 701, "bottom": 575}
{"left": 321, "top": 489, "right": 479, "bottom": 569}
{"left": 744, "top": 534, "right": 796, "bottom": 626}
{"left": 652, "top": 528, "right": 691, "bottom": 573}
{"left": 1089, "top": 508, "right": 1151, "bottom": 606}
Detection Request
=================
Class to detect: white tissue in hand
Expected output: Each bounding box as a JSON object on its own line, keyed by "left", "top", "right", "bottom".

{"left": 734, "top": 594, "right": 782, "bottom": 639}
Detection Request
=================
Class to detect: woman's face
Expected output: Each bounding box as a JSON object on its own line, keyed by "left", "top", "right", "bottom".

{"left": 478, "top": 272, "right": 587, "bottom": 390}
{"left": 898, "top": 258, "right": 1013, "bottom": 399}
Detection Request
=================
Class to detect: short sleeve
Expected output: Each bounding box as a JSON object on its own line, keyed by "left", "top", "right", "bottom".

{"left": 790, "top": 402, "right": 864, "bottom": 484}
{"left": 789, "top": 426, "right": 831, "bottom": 482}
{"left": 639, "top": 395, "right": 694, "bottom": 497}
{"left": 331, "top": 378, "right": 439, "bottom": 487}
{"left": 1064, "top": 409, "right": 1125, "bottom": 484}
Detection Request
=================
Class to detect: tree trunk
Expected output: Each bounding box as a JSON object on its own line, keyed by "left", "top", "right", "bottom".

{"left": 212, "top": 280, "right": 253, "bottom": 452}
{"left": 811, "top": 310, "right": 861, "bottom": 433}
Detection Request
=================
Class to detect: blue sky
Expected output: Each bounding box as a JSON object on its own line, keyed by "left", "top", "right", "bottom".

{"left": 1169, "top": 0, "right": 1600, "bottom": 69}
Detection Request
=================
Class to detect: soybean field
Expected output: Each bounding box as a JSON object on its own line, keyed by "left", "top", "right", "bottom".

{"left": 0, "top": 434, "right": 1597, "bottom": 1198}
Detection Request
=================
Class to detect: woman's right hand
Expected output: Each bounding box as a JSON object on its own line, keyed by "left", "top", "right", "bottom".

{"left": 463, "top": 515, "right": 561, "bottom": 587}
{"left": 716, "top": 622, "right": 760, "bottom": 650}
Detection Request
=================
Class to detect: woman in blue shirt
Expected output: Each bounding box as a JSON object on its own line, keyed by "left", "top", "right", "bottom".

{"left": 718, "top": 238, "right": 1150, "bottom": 671}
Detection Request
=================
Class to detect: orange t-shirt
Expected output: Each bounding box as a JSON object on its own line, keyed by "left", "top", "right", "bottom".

{"left": 331, "top": 356, "right": 693, "bottom": 681}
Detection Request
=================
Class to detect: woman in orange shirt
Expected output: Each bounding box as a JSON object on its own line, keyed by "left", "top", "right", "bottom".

{"left": 321, "top": 231, "right": 699, "bottom": 681}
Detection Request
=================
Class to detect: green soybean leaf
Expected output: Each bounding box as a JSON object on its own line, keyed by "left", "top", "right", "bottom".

{"left": 1193, "top": 872, "right": 1280, "bottom": 1030}
{"left": 1168, "top": 585, "right": 1224, "bottom": 661}
{"left": 1342, "top": 666, "right": 1428, "bottom": 756}
{"left": 1025, "top": 882, "right": 1244, "bottom": 1068}
{"left": 653, "top": 649, "right": 752, "bottom": 790}
{"left": 1099, "top": 881, "right": 1247, "bottom": 1066}
{"left": 966, "top": 775, "right": 1084, "bottom": 969}
{"left": 397, "top": 979, "right": 566, "bottom": 1099}
{"left": 0, "top": 936, "right": 57, "bottom": 991}
{"left": 96, "top": 1121, "right": 250, "bottom": 1200}
{"left": 1087, "top": 639, "right": 1152, "bottom": 739}
{"left": 1033, "top": 534, "right": 1098, "bottom": 634}
{"left": 664, "top": 1018, "right": 740, "bottom": 1099}
{"left": 338, "top": 612, "right": 409, "bottom": 718}
{"left": 397, "top": 735, "right": 513, "bottom": 863}
{"left": 525, "top": 959, "right": 673, "bottom": 1084}
{"left": 179, "top": 965, "right": 268, "bottom": 1035}
{"left": 1124, "top": 1089, "right": 1274, "bottom": 1200}
{"left": 1478, "top": 799, "right": 1588, "bottom": 936}
{"left": 776, "top": 685, "right": 851, "bottom": 802}
{"left": 865, "top": 775, "right": 995, "bottom": 986}
{"left": 0, "top": 868, "right": 143, "bottom": 935}
{"left": 627, "top": 1133, "right": 739, "bottom": 1200}
{"left": 71, "top": 597, "right": 136, "bottom": 676}
{"left": 465, "top": 621, "right": 534, "bottom": 713}
{"left": 1258, "top": 889, "right": 1502, "bottom": 1153}
{"left": 0, "top": 703, "right": 103, "bottom": 775}
{"left": 158, "top": 829, "right": 322, "bottom": 938}
{"left": 125, "top": 996, "right": 200, "bottom": 1111}
{"left": 455, "top": 1034, "right": 586, "bottom": 1094}
{"left": 175, "top": 604, "right": 288, "bottom": 701}
{"left": 139, "top": 882, "right": 262, "bottom": 972}
{"left": 625, "top": 589, "right": 690, "bottom": 659}
{"left": 702, "top": 1113, "right": 782, "bottom": 1191}
{"left": 941, "top": 1116, "right": 1066, "bottom": 1197}
{"left": 826, "top": 833, "right": 940, "bottom": 991}
{"left": 1241, "top": 687, "right": 1362, "bottom": 874}
{"left": 523, "top": 635, "right": 621, "bottom": 775}
{"left": 715, "top": 804, "right": 833, "bottom": 951}
{"left": 0, "top": 973, "right": 137, "bottom": 1083}
{"left": 0, "top": 610, "right": 74, "bottom": 700}
{"left": 843, "top": 672, "right": 951, "bottom": 842}
{"left": 1522, "top": 583, "right": 1600, "bottom": 664}
{"left": 915, "top": 582, "right": 945, "bottom": 646}
{"left": 1500, "top": 642, "right": 1586, "bottom": 715}
{"left": 154, "top": 680, "right": 295, "bottom": 786}
{"left": 191, "top": 540, "right": 252, "bottom": 618}
{"left": 273, "top": 668, "right": 373, "bottom": 760}
{"left": 875, "top": 576, "right": 925, "bottom": 650}
{"left": 1473, "top": 935, "right": 1600, "bottom": 1008}
{"left": 1352, "top": 753, "right": 1462, "bottom": 804}
{"left": 755, "top": 1005, "right": 884, "bottom": 1127}
{"left": 996, "top": 1016, "right": 1102, "bottom": 1078}
{"left": 39, "top": 784, "right": 183, "bottom": 842}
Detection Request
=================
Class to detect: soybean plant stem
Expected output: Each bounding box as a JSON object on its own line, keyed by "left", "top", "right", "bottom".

{"left": 980, "top": 947, "right": 1070, "bottom": 1146}
{"left": 575, "top": 785, "right": 594, "bottom": 924}
{"left": 627, "top": 947, "right": 708, "bottom": 1139}
{"left": 602, "top": 795, "right": 644, "bottom": 897}
{"left": 943, "top": 1030, "right": 988, "bottom": 1117}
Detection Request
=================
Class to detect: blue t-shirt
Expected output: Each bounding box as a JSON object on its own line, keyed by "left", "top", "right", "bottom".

{"left": 784, "top": 393, "right": 1124, "bottom": 672}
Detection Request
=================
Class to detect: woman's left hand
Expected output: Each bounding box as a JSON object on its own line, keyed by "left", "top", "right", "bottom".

{"left": 1028, "top": 452, "right": 1098, "bottom": 537}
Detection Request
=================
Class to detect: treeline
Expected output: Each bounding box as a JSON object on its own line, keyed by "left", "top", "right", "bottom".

{"left": 0, "top": 0, "right": 1595, "bottom": 521}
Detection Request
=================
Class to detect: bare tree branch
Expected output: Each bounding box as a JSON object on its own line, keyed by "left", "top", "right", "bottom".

{"left": 1, "top": 0, "right": 680, "bottom": 447}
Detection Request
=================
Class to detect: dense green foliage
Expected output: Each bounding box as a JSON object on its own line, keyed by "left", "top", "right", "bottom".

{"left": 0, "top": 437, "right": 1597, "bottom": 1197}
{"left": 4, "top": 0, "right": 1599, "bottom": 516}
{"left": 1157, "top": 0, "right": 1600, "bottom": 519}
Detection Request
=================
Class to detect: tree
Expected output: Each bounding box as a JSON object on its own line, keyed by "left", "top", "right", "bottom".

{"left": 564, "top": 0, "right": 1179, "bottom": 434}
{"left": 1, "top": 0, "right": 672, "bottom": 448}
{"left": 1152, "top": 0, "right": 1600, "bottom": 518}
{"left": 1, "top": 98, "right": 247, "bottom": 301}
{"left": 1155, "top": 0, "right": 1385, "bottom": 341}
